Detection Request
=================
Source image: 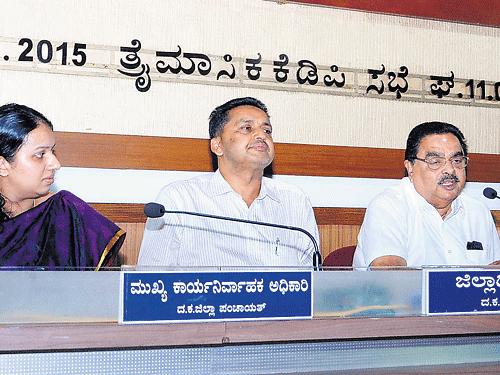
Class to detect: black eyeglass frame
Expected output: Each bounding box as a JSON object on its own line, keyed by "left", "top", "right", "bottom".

{"left": 411, "top": 156, "right": 469, "bottom": 170}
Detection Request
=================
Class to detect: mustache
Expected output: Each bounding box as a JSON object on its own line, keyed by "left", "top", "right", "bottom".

{"left": 248, "top": 140, "right": 268, "bottom": 149}
{"left": 438, "top": 173, "right": 460, "bottom": 185}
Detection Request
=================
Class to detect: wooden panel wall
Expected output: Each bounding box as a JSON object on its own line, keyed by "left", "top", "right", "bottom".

{"left": 56, "top": 132, "right": 500, "bottom": 182}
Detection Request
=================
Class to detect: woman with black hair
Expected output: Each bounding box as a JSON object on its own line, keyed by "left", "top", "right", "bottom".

{"left": 0, "top": 103, "right": 125, "bottom": 270}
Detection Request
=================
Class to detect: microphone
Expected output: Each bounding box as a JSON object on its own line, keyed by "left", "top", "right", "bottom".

{"left": 483, "top": 187, "right": 499, "bottom": 200}
{"left": 144, "top": 202, "right": 167, "bottom": 218}
{"left": 143, "top": 202, "right": 322, "bottom": 270}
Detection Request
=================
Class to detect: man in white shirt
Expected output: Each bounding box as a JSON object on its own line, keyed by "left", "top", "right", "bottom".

{"left": 353, "top": 121, "right": 500, "bottom": 269}
{"left": 138, "top": 97, "right": 319, "bottom": 267}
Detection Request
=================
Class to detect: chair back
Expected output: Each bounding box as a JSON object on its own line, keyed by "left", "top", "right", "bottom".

{"left": 323, "top": 245, "right": 356, "bottom": 268}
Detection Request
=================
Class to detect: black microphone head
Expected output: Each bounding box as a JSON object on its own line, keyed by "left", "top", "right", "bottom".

{"left": 483, "top": 187, "right": 498, "bottom": 199}
{"left": 144, "top": 202, "right": 165, "bottom": 218}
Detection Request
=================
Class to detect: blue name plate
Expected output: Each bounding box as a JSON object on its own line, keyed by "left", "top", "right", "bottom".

{"left": 120, "top": 270, "right": 313, "bottom": 324}
{"left": 424, "top": 269, "right": 500, "bottom": 315}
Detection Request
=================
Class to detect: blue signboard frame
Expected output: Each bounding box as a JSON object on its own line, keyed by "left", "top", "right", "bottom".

{"left": 119, "top": 270, "right": 313, "bottom": 324}
{"left": 424, "top": 268, "right": 500, "bottom": 316}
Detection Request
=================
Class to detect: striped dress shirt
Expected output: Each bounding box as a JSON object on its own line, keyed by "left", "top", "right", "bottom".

{"left": 137, "top": 170, "right": 319, "bottom": 267}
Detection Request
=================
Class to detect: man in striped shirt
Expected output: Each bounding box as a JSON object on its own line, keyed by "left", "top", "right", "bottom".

{"left": 137, "top": 97, "right": 319, "bottom": 267}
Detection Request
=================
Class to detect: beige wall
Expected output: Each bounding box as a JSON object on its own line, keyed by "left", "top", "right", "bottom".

{"left": 1, "top": 0, "right": 500, "bottom": 153}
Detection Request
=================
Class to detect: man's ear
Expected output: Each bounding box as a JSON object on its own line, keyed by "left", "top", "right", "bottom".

{"left": 404, "top": 160, "right": 414, "bottom": 182}
{"left": 210, "top": 137, "right": 223, "bottom": 157}
{"left": 0, "top": 157, "right": 9, "bottom": 177}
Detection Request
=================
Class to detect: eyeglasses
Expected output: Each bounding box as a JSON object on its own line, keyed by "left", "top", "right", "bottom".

{"left": 412, "top": 156, "right": 469, "bottom": 170}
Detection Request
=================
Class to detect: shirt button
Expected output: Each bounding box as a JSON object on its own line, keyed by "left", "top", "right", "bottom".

{"left": 448, "top": 250, "right": 452, "bottom": 254}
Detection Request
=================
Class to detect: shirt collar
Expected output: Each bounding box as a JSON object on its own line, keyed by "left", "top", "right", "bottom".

{"left": 448, "top": 195, "right": 465, "bottom": 219}
{"left": 403, "top": 177, "right": 465, "bottom": 219}
{"left": 258, "top": 177, "right": 281, "bottom": 203}
{"left": 209, "top": 170, "right": 281, "bottom": 203}
{"left": 208, "top": 170, "right": 234, "bottom": 197}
